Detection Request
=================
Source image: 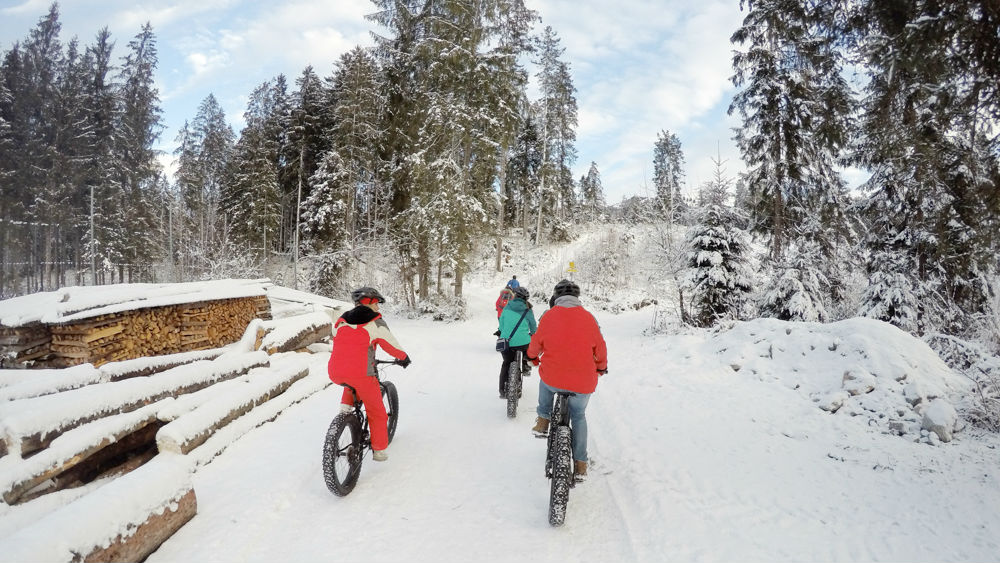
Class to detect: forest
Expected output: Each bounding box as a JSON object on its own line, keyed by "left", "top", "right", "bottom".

{"left": 0, "top": 0, "right": 998, "bottom": 352}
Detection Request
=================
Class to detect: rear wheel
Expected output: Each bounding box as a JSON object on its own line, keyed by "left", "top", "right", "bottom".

{"left": 548, "top": 425, "right": 573, "bottom": 526}
{"left": 322, "top": 413, "right": 363, "bottom": 496}
{"left": 382, "top": 381, "right": 399, "bottom": 444}
{"left": 506, "top": 361, "right": 521, "bottom": 419}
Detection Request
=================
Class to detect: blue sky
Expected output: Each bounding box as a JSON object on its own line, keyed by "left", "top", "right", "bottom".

{"left": 1, "top": 0, "right": 750, "bottom": 204}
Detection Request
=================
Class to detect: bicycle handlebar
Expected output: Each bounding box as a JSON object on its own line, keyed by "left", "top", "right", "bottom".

{"left": 374, "top": 359, "right": 404, "bottom": 366}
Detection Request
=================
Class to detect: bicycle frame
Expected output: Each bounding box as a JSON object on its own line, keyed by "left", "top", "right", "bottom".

{"left": 339, "top": 359, "right": 397, "bottom": 457}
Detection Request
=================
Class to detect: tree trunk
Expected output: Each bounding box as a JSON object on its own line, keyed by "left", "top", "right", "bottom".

{"left": 418, "top": 234, "right": 430, "bottom": 300}
{"left": 454, "top": 265, "right": 464, "bottom": 297}
{"left": 495, "top": 141, "right": 509, "bottom": 272}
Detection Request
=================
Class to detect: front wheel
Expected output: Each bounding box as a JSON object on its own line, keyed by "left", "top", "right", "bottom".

{"left": 322, "top": 413, "right": 363, "bottom": 496}
{"left": 548, "top": 426, "right": 573, "bottom": 526}
{"left": 382, "top": 381, "right": 399, "bottom": 444}
{"left": 506, "top": 361, "right": 521, "bottom": 419}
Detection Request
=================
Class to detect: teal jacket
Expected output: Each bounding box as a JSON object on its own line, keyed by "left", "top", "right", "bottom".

{"left": 498, "top": 298, "right": 537, "bottom": 347}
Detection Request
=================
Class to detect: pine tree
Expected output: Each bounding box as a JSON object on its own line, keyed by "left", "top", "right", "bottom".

{"left": 223, "top": 80, "right": 283, "bottom": 262}
{"left": 683, "top": 204, "right": 753, "bottom": 327}
{"left": 652, "top": 130, "right": 684, "bottom": 220}
{"left": 760, "top": 239, "right": 829, "bottom": 322}
{"left": 114, "top": 22, "right": 162, "bottom": 281}
{"left": 579, "top": 161, "right": 605, "bottom": 222}
{"left": 368, "top": 0, "right": 536, "bottom": 298}
{"left": 729, "top": 0, "right": 853, "bottom": 262}
{"left": 325, "top": 47, "right": 384, "bottom": 245}
{"left": 173, "top": 94, "right": 234, "bottom": 275}
{"left": 504, "top": 110, "right": 542, "bottom": 231}
{"left": 284, "top": 66, "right": 328, "bottom": 262}
{"left": 851, "top": 0, "right": 999, "bottom": 335}
{"left": 534, "top": 26, "right": 578, "bottom": 243}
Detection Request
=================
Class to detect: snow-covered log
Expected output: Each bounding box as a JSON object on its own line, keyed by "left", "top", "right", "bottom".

{"left": 157, "top": 359, "right": 310, "bottom": 454}
{"left": 0, "top": 352, "right": 269, "bottom": 457}
{"left": 259, "top": 312, "right": 332, "bottom": 354}
{"left": 0, "top": 349, "right": 226, "bottom": 403}
{"left": 0, "top": 403, "right": 163, "bottom": 504}
{"left": 186, "top": 363, "right": 332, "bottom": 467}
{"left": 0, "top": 454, "right": 197, "bottom": 562}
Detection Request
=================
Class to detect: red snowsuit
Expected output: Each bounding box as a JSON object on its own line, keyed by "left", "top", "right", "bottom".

{"left": 527, "top": 296, "right": 608, "bottom": 394}
{"left": 328, "top": 305, "right": 408, "bottom": 451}
{"left": 496, "top": 288, "right": 514, "bottom": 318}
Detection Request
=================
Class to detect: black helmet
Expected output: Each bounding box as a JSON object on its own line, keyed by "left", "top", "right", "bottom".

{"left": 351, "top": 286, "right": 385, "bottom": 305}
{"left": 552, "top": 279, "right": 580, "bottom": 298}
{"left": 513, "top": 286, "right": 530, "bottom": 301}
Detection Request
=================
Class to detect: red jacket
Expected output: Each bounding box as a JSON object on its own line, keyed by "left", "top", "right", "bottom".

{"left": 527, "top": 296, "right": 608, "bottom": 394}
{"left": 328, "top": 306, "right": 407, "bottom": 383}
{"left": 495, "top": 288, "right": 514, "bottom": 318}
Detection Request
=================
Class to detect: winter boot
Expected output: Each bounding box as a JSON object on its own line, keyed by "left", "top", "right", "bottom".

{"left": 574, "top": 460, "right": 588, "bottom": 482}
{"left": 372, "top": 449, "right": 388, "bottom": 462}
{"left": 532, "top": 417, "right": 549, "bottom": 437}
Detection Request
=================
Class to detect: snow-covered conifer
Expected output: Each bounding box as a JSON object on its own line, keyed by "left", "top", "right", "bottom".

{"left": 683, "top": 205, "right": 753, "bottom": 327}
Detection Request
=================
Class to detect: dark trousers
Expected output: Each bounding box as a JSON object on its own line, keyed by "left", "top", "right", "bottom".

{"left": 499, "top": 344, "right": 529, "bottom": 394}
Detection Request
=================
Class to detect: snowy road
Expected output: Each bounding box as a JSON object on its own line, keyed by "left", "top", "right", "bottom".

{"left": 147, "top": 283, "right": 1000, "bottom": 563}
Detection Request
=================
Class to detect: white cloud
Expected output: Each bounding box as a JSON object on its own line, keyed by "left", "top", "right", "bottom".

{"left": 524, "top": 0, "right": 747, "bottom": 202}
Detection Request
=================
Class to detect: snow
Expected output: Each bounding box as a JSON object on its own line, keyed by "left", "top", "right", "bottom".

{"left": 1, "top": 228, "right": 999, "bottom": 562}
{"left": 0, "top": 279, "right": 270, "bottom": 327}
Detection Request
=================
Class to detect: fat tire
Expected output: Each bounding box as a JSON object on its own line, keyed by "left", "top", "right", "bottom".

{"left": 322, "top": 413, "right": 363, "bottom": 496}
{"left": 382, "top": 381, "right": 400, "bottom": 444}
{"left": 548, "top": 425, "right": 573, "bottom": 526}
{"left": 506, "top": 361, "right": 520, "bottom": 419}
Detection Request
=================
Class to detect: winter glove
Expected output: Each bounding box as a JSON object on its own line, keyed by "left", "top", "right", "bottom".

{"left": 493, "top": 330, "right": 501, "bottom": 337}
{"left": 399, "top": 356, "right": 412, "bottom": 368}
{"left": 597, "top": 368, "right": 608, "bottom": 376}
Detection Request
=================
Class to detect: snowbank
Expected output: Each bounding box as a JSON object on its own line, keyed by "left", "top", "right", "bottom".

{"left": 705, "top": 317, "right": 972, "bottom": 442}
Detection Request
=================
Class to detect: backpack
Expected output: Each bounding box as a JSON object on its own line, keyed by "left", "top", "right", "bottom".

{"left": 498, "top": 291, "right": 512, "bottom": 310}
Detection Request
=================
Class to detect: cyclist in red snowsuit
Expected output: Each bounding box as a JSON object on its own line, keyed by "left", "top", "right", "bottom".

{"left": 328, "top": 287, "right": 410, "bottom": 461}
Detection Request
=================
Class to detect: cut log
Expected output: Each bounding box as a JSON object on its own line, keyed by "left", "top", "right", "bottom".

{"left": 0, "top": 455, "right": 197, "bottom": 563}
{"left": 1, "top": 403, "right": 162, "bottom": 504}
{"left": 83, "top": 488, "right": 197, "bottom": 563}
{"left": 156, "top": 362, "right": 310, "bottom": 454}
{"left": 0, "top": 352, "right": 270, "bottom": 457}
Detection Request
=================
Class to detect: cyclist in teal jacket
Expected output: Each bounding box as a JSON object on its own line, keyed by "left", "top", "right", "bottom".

{"left": 497, "top": 286, "right": 537, "bottom": 398}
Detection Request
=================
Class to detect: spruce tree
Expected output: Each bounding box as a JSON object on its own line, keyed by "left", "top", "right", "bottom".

{"left": 729, "top": 0, "right": 853, "bottom": 262}
{"left": 683, "top": 204, "right": 753, "bottom": 327}
{"left": 534, "top": 26, "right": 578, "bottom": 243}
{"left": 652, "top": 130, "right": 684, "bottom": 221}
{"left": 579, "top": 161, "right": 605, "bottom": 222}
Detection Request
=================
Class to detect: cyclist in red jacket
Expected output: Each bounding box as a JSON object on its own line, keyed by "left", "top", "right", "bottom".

{"left": 328, "top": 287, "right": 411, "bottom": 462}
{"left": 527, "top": 279, "right": 608, "bottom": 481}
{"left": 495, "top": 286, "right": 515, "bottom": 318}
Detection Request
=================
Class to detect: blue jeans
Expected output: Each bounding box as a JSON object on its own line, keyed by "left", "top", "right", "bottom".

{"left": 536, "top": 379, "right": 591, "bottom": 463}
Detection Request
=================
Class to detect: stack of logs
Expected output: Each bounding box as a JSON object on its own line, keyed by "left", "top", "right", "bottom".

{"left": 0, "top": 324, "right": 50, "bottom": 366}
{"left": 1, "top": 295, "right": 272, "bottom": 368}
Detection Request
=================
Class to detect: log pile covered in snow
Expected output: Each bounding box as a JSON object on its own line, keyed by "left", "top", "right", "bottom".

{"left": 0, "top": 279, "right": 273, "bottom": 368}
{"left": 0, "top": 280, "right": 341, "bottom": 562}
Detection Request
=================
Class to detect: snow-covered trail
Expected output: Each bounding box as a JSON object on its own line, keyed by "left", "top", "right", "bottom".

{"left": 146, "top": 281, "right": 1000, "bottom": 563}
